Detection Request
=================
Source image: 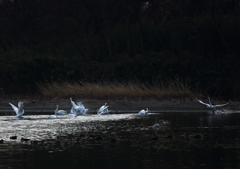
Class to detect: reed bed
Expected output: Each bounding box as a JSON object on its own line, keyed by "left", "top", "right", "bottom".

{"left": 37, "top": 79, "right": 197, "bottom": 100}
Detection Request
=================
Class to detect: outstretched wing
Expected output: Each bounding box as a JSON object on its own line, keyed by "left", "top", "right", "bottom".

{"left": 70, "top": 98, "right": 77, "bottom": 108}
{"left": 77, "top": 102, "right": 83, "bottom": 107}
{"left": 98, "top": 105, "right": 107, "bottom": 113}
{"left": 9, "top": 103, "right": 18, "bottom": 114}
{"left": 198, "top": 100, "right": 210, "bottom": 106}
{"left": 215, "top": 102, "right": 229, "bottom": 107}
{"left": 70, "top": 107, "right": 76, "bottom": 115}
{"left": 98, "top": 106, "right": 104, "bottom": 114}
{"left": 138, "top": 109, "right": 145, "bottom": 115}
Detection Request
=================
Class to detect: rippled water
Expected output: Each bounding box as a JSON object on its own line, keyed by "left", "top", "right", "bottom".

{"left": 0, "top": 110, "right": 240, "bottom": 169}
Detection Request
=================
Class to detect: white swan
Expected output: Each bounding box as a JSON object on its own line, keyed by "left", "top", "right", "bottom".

{"left": 69, "top": 98, "right": 88, "bottom": 117}
{"left": 153, "top": 118, "right": 160, "bottom": 128}
{"left": 49, "top": 105, "right": 67, "bottom": 119}
{"left": 98, "top": 103, "right": 109, "bottom": 115}
{"left": 9, "top": 101, "right": 24, "bottom": 118}
{"left": 198, "top": 97, "right": 229, "bottom": 112}
{"left": 138, "top": 108, "right": 149, "bottom": 116}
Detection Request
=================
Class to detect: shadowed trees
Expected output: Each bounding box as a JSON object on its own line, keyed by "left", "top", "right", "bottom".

{"left": 0, "top": 0, "right": 240, "bottom": 99}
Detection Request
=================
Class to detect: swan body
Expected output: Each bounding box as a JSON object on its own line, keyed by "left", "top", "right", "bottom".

{"left": 55, "top": 105, "right": 67, "bottom": 115}
{"left": 48, "top": 115, "right": 58, "bottom": 119}
{"left": 138, "top": 108, "right": 149, "bottom": 116}
{"left": 98, "top": 103, "right": 109, "bottom": 115}
{"left": 49, "top": 105, "right": 67, "bottom": 119}
{"left": 9, "top": 101, "right": 24, "bottom": 118}
{"left": 70, "top": 98, "right": 88, "bottom": 117}
{"left": 198, "top": 97, "right": 229, "bottom": 111}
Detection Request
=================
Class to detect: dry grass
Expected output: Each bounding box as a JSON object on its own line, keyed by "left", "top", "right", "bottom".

{"left": 37, "top": 79, "right": 198, "bottom": 100}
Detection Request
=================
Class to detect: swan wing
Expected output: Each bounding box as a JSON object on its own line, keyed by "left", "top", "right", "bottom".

{"left": 77, "top": 102, "right": 83, "bottom": 107}
{"left": 198, "top": 100, "right": 210, "bottom": 106}
{"left": 99, "top": 105, "right": 109, "bottom": 113}
{"left": 215, "top": 102, "right": 229, "bottom": 107}
{"left": 99, "top": 108, "right": 109, "bottom": 115}
{"left": 9, "top": 103, "right": 18, "bottom": 114}
{"left": 81, "top": 104, "right": 86, "bottom": 109}
{"left": 70, "top": 98, "right": 77, "bottom": 108}
{"left": 99, "top": 105, "right": 105, "bottom": 112}
{"left": 104, "top": 106, "right": 109, "bottom": 109}
{"left": 70, "top": 107, "right": 76, "bottom": 115}
{"left": 138, "top": 109, "right": 145, "bottom": 115}
{"left": 79, "top": 107, "right": 88, "bottom": 115}
{"left": 56, "top": 110, "right": 67, "bottom": 115}
{"left": 83, "top": 108, "right": 88, "bottom": 115}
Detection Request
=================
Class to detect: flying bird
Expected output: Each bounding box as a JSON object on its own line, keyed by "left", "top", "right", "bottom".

{"left": 198, "top": 97, "right": 229, "bottom": 112}
{"left": 9, "top": 101, "right": 24, "bottom": 118}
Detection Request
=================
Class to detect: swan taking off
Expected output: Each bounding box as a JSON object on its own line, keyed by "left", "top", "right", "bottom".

{"left": 98, "top": 103, "right": 109, "bottom": 115}
{"left": 69, "top": 98, "right": 88, "bottom": 117}
{"left": 138, "top": 108, "right": 149, "bottom": 116}
{"left": 198, "top": 97, "right": 229, "bottom": 112}
{"left": 9, "top": 101, "right": 24, "bottom": 118}
{"left": 49, "top": 105, "right": 67, "bottom": 119}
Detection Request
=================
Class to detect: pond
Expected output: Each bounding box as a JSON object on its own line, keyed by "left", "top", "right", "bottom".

{"left": 0, "top": 110, "right": 240, "bottom": 169}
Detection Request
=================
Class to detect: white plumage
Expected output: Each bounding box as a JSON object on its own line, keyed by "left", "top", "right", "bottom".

{"left": 198, "top": 97, "right": 229, "bottom": 112}
{"left": 98, "top": 103, "right": 109, "bottom": 115}
{"left": 138, "top": 108, "right": 149, "bottom": 116}
{"left": 69, "top": 98, "right": 88, "bottom": 117}
{"left": 9, "top": 101, "right": 24, "bottom": 118}
{"left": 153, "top": 118, "right": 160, "bottom": 128}
{"left": 49, "top": 105, "right": 67, "bottom": 119}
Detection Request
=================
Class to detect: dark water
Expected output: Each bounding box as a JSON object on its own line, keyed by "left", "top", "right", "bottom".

{"left": 0, "top": 111, "right": 240, "bottom": 169}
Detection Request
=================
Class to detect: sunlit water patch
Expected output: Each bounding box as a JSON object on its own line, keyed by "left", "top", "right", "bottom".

{"left": 0, "top": 114, "right": 142, "bottom": 142}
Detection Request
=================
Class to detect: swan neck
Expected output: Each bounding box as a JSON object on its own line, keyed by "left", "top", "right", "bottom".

{"left": 208, "top": 97, "right": 212, "bottom": 105}
{"left": 55, "top": 105, "right": 58, "bottom": 113}
{"left": 18, "top": 102, "right": 24, "bottom": 112}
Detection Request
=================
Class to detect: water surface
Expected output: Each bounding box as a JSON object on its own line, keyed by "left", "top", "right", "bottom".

{"left": 0, "top": 110, "right": 239, "bottom": 169}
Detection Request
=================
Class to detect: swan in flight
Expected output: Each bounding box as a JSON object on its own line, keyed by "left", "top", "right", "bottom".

{"left": 198, "top": 97, "right": 229, "bottom": 112}
{"left": 9, "top": 101, "right": 24, "bottom": 118}
{"left": 69, "top": 98, "right": 88, "bottom": 117}
{"left": 138, "top": 108, "right": 149, "bottom": 116}
{"left": 98, "top": 103, "right": 109, "bottom": 115}
{"left": 49, "top": 105, "right": 67, "bottom": 119}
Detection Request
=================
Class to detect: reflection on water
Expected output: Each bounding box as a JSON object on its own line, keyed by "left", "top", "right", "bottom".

{"left": 0, "top": 110, "right": 240, "bottom": 169}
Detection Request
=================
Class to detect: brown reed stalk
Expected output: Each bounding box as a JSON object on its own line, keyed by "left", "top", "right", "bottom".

{"left": 37, "top": 79, "right": 196, "bottom": 100}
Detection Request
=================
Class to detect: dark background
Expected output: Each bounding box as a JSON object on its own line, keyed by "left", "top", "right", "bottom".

{"left": 0, "top": 0, "right": 239, "bottom": 99}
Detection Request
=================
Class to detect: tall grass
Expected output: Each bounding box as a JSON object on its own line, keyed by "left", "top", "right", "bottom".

{"left": 37, "top": 78, "right": 198, "bottom": 100}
